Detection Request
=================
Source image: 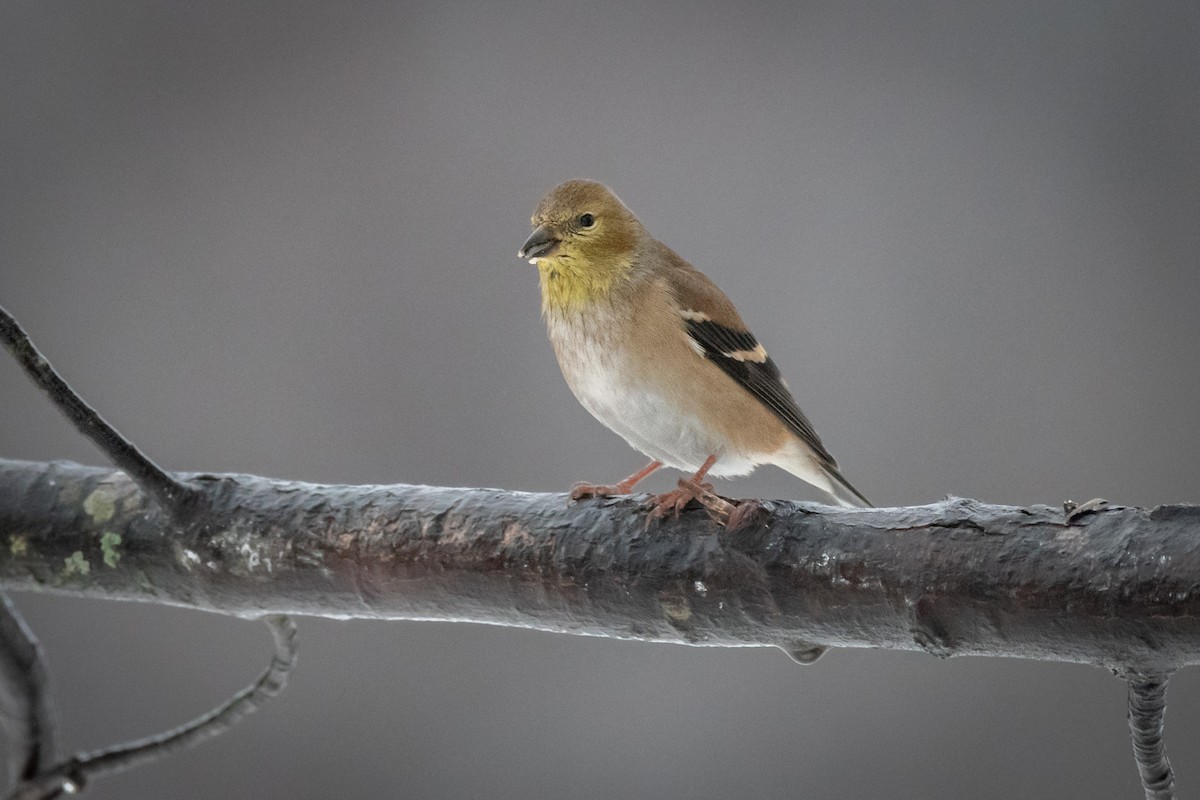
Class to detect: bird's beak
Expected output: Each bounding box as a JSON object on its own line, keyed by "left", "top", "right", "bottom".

{"left": 519, "top": 224, "right": 560, "bottom": 263}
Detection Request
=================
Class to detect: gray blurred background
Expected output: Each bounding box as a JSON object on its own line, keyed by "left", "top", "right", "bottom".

{"left": 2, "top": 2, "right": 1198, "bottom": 798}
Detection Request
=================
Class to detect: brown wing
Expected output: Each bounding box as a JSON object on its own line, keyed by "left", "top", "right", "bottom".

{"left": 654, "top": 243, "right": 840, "bottom": 467}
{"left": 682, "top": 315, "right": 838, "bottom": 467}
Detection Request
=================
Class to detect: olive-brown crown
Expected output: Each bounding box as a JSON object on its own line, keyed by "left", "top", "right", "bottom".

{"left": 529, "top": 179, "right": 644, "bottom": 264}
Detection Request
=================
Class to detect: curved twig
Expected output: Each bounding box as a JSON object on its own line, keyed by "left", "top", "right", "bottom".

{"left": 0, "top": 595, "right": 55, "bottom": 789}
{"left": 0, "top": 305, "right": 199, "bottom": 522}
{"left": 6, "top": 616, "right": 297, "bottom": 800}
{"left": 1128, "top": 677, "right": 1176, "bottom": 800}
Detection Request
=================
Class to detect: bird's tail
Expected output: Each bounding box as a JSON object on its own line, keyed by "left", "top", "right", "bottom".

{"left": 772, "top": 442, "right": 872, "bottom": 508}
{"left": 821, "top": 464, "right": 872, "bottom": 508}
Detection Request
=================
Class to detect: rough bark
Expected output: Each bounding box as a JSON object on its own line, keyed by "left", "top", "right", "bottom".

{"left": 2, "top": 458, "right": 1199, "bottom": 674}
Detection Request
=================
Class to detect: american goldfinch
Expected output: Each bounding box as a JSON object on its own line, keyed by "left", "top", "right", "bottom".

{"left": 520, "top": 179, "right": 870, "bottom": 519}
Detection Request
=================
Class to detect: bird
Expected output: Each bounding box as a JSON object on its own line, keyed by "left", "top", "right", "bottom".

{"left": 518, "top": 179, "right": 870, "bottom": 522}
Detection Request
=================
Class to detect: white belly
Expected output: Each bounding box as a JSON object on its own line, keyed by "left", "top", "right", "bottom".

{"left": 549, "top": 314, "right": 759, "bottom": 477}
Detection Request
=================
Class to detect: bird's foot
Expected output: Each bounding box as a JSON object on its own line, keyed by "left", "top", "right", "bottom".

{"left": 646, "top": 479, "right": 735, "bottom": 524}
{"left": 568, "top": 482, "right": 619, "bottom": 501}
{"left": 570, "top": 460, "right": 664, "bottom": 504}
{"left": 569, "top": 481, "right": 630, "bottom": 502}
{"left": 646, "top": 482, "right": 701, "bottom": 519}
{"left": 726, "top": 498, "right": 766, "bottom": 532}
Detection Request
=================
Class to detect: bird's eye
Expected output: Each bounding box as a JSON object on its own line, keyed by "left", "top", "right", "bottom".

{"left": 579, "top": 213, "right": 596, "bottom": 228}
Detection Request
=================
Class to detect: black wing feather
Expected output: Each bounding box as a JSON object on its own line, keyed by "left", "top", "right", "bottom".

{"left": 684, "top": 318, "right": 837, "bottom": 466}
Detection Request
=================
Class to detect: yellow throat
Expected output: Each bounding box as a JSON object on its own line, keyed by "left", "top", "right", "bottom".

{"left": 537, "top": 256, "right": 630, "bottom": 313}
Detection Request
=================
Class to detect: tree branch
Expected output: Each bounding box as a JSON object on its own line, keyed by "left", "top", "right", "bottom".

{"left": 0, "top": 306, "right": 199, "bottom": 522}
{"left": 3, "top": 457, "right": 1199, "bottom": 674}
{"left": 0, "top": 596, "right": 55, "bottom": 788}
{"left": 1128, "top": 677, "right": 1175, "bottom": 800}
{"left": 5, "top": 616, "right": 297, "bottom": 800}
{"left": 2, "top": 304, "right": 1194, "bottom": 798}
{"left": 1, "top": 305, "right": 299, "bottom": 797}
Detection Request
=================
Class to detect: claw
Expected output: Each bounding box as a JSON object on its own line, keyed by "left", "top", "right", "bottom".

{"left": 726, "top": 499, "right": 765, "bottom": 531}
{"left": 691, "top": 483, "right": 734, "bottom": 522}
{"left": 645, "top": 489, "right": 685, "bottom": 525}
{"left": 644, "top": 478, "right": 735, "bottom": 525}
{"left": 647, "top": 488, "right": 686, "bottom": 519}
{"left": 569, "top": 460, "right": 665, "bottom": 504}
{"left": 569, "top": 482, "right": 621, "bottom": 503}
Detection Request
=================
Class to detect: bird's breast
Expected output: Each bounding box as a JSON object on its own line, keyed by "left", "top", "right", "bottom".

{"left": 545, "top": 307, "right": 628, "bottom": 418}
{"left": 544, "top": 305, "right": 757, "bottom": 475}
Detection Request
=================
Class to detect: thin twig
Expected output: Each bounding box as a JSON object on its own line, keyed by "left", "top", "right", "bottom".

{"left": 1128, "top": 677, "right": 1176, "bottom": 800}
{"left": 0, "top": 595, "right": 56, "bottom": 789}
{"left": 0, "top": 306, "right": 198, "bottom": 521}
{"left": 6, "top": 616, "right": 298, "bottom": 800}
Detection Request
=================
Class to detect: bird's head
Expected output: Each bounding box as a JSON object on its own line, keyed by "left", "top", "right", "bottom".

{"left": 519, "top": 180, "right": 643, "bottom": 310}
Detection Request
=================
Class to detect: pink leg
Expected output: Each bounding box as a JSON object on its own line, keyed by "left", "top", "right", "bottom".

{"left": 570, "top": 460, "right": 663, "bottom": 502}
{"left": 648, "top": 455, "right": 735, "bottom": 521}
